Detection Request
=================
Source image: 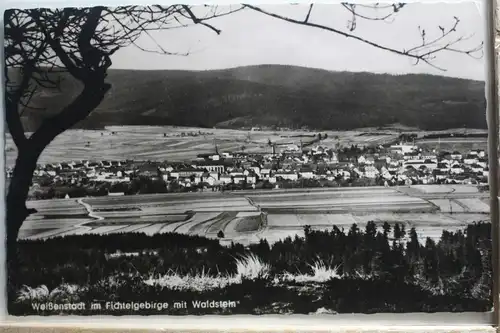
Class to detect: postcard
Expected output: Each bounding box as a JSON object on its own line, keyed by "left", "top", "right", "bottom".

{"left": 3, "top": 2, "right": 493, "bottom": 319}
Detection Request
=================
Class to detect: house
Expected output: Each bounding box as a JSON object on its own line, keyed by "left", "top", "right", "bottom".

{"left": 433, "top": 170, "right": 448, "bottom": 181}
{"left": 203, "top": 175, "right": 219, "bottom": 186}
{"left": 421, "top": 154, "right": 437, "bottom": 161}
{"left": 299, "top": 167, "right": 315, "bottom": 179}
{"left": 453, "top": 174, "right": 475, "bottom": 185}
{"left": 477, "top": 158, "right": 488, "bottom": 168}
{"left": 483, "top": 168, "right": 490, "bottom": 177}
{"left": 161, "top": 165, "right": 174, "bottom": 173}
{"left": 451, "top": 151, "right": 462, "bottom": 160}
{"left": 246, "top": 175, "right": 257, "bottom": 184}
{"left": 450, "top": 165, "right": 464, "bottom": 174}
{"left": 87, "top": 161, "right": 101, "bottom": 168}
{"left": 209, "top": 172, "right": 220, "bottom": 180}
{"left": 422, "top": 159, "right": 438, "bottom": 170}
{"left": 437, "top": 162, "right": 450, "bottom": 172}
{"left": 312, "top": 146, "right": 325, "bottom": 155}
{"left": 233, "top": 175, "right": 247, "bottom": 184}
{"left": 334, "top": 169, "right": 351, "bottom": 179}
{"left": 197, "top": 163, "right": 225, "bottom": 173}
{"left": 353, "top": 168, "right": 363, "bottom": 177}
{"left": 388, "top": 161, "right": 400, "bottom": 172}
{"left": 381, "top": 168, "right": 393, "bottom": 180}
{"left": 194, "top": 174, "right": 204, "bottom": 184}
{"left": 260, "top": 168, "right": 272, "bottom": 179}
{"left": 365, "top": 156, "right": 375, "bottom": 165}
{"left": 275, "top": 171, "right": 299, "bottom": 181}
{"left": 180, "top": 179, "right": 192, "bottom": 187}
{"left": 137, "top": 164, "right": 159, "bottom": 177}
{"left": 403, "top": 151, "right": 420, "bottom": 160}
{"left": 463, "top": 154, "right": 478, "bottom": 165}
{"left": 170, "top": 168, "right": 205, "bottom": 179}
{"left": 220, "top": 175, "right": 233, "bottom": 184}
{"left": 390, "top": 143, "right": 417, "bottom": 154}
{"left": 470, "top": 164, "right": 484, "bottom": 174}
{"left": 108, "top": 191, "right": 125, "bottom": 196}
{"left": 363, "top": 166, "right": 379, "bottom": 179}
{"left": 209, "top": 154, "right": 221, "bottom": 161}
{"left": 286, "top": 144, "right": 300, "bottom": 152}
{"left": 248, "top": 166, "right": 261, "bottom": 174}
{"left": 230, "top": 168, "right": 245, "bottom": 177}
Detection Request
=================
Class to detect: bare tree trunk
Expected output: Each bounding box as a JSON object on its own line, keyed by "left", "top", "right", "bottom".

{"left": 5, "top": 144, "right": 43, "bottom": 309}
{"left": 6, "top": 146, "right": 42, "bottom": 255}
{"left": 5, "top": 81, "right": 111, "bottom": 268}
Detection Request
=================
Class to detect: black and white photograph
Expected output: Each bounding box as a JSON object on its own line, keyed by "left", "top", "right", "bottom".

{"left": 4, "top": 2, "right": 494, "bottom": 316}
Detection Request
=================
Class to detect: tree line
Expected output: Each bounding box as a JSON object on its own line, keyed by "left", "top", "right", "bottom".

{"left": 10, "top": 222, "right": 491, "bottom": 307}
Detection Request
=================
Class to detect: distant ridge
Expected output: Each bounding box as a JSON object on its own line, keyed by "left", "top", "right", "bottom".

{"left": 20, "top": 64, "right": 486, "bottom": 131}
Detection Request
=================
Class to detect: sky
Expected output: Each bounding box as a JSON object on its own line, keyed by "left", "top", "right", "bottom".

{"left": 110, "top": 2, "right": 485, "bottom": 80}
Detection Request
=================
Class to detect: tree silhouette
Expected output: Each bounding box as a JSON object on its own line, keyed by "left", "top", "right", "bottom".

{"left": 382, "top": 222, "right": 391, "bottom": 238}
{"left": 423, "top": 238, "right": 440, "bottom": 283}
{"left": 4, "top": 4, "right": 483, "bottom": 265}
{"left": 394, "top": 223, "right": 403, "bottom": 240}
{"left": 4, "top": 5, "right": 241, "bottom": 265}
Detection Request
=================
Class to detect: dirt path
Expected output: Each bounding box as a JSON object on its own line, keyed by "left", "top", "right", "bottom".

{"left": 77, "top": 198, "right": 104, "bottom": 221}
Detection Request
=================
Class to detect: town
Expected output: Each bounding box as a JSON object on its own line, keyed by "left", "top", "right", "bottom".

{"left": 11, "top": 140, "right": 490, "bottom": 200}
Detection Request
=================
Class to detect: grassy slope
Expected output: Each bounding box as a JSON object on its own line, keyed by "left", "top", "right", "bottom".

{"left": 20, "top": 65, "right": 486, "bottom": 131}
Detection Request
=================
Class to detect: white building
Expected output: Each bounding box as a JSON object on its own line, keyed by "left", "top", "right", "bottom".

{"left": 299, "top": 168, "right": 315, "bottom": 179}
{"left": 390, "top": 143, "right": 418, "bottom": 154}
{"left": 450, "top": 165, "right": 464, "bottom": 174}
{"left": 260, "top": 168, "right": 272, "bottom": 179}
{"left": 220, "top": 175, "right": 233, "bottom": 184}
{"left": 199, "top": 164, "right": 225, "bottom": 173}
{"left": 247, "top": 175, "right": 257, "bottom": 184}
{"left": 470, "top": 164, "right": 484, "bottom": 173}
{"left": 275, "top": 171, "right": 299, "bottom": 181}
{"left": 364, "top": 166, "right": 379, "bottom": 179}
{"left": 204, "top": 176, "right": 219, "bottom": 186}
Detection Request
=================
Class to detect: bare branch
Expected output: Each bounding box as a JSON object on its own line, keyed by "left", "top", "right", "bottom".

{"left": 181, "top": 5, "right": 221, "bottom": 35}
{"left": 243, "top": 4, "right": 414, "bottom": 58}
{"left": 341, "top": 2, "right": 406, "bottom": 23}
{"left": 243, "top": 4, "right": 483, "bottom": 72}
{"left": 304, "top": 4, "right": 313, "bottom": 23}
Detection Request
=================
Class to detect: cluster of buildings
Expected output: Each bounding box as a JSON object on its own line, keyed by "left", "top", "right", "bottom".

{"left": 12, "top": 141, "right": 489, "bottom": 196}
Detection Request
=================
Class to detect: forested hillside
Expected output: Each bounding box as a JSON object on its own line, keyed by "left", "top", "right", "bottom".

{"left": 19, "top": 65, "right": 486, "bottom": 131}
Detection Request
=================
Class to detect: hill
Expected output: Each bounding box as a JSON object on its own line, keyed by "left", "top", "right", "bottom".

{"left": 19, "top": 65, "right": 486, "bottom": 131}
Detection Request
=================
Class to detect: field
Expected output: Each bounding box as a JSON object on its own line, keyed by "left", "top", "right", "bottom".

{"left": 6, "top": 126, "right": 489, "bottom": 168}
{"left": 19, "top": 185, "right": 490, "bottom": 246}
{"left": 414, "top": 137, "right": 487, "bottom": 152}
{"left": 3, "top": 126, "right": 405, "bottom": 168}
